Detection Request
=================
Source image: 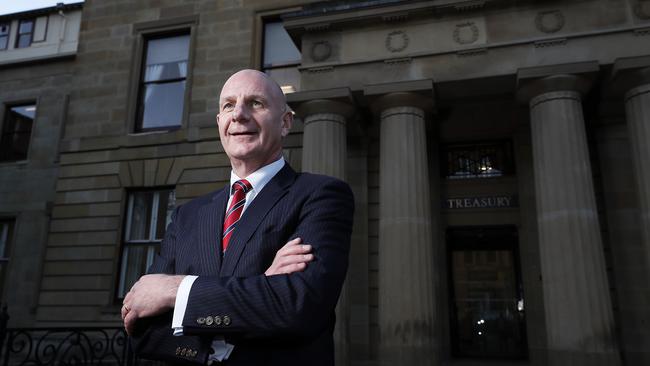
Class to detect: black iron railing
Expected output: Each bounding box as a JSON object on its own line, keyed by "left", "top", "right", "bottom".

{"left": 0, "top": 304, "right": 161, "bottom": 366}
{"left": 0, "top": 326, "right": 135, "bottom": 366}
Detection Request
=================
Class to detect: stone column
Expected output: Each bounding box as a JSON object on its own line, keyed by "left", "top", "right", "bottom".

{"left": 520, "top": 74, "right": 620, "bottom": 366}
{"left": 622, "top": 67, "right": 650, "bottom": 274}
{"left": 297, "top": 98, "right": 354, "bottom": 366}
{"left": 375, "top": 92, "right": 437, "bottom": 365}
{"left": 299, "top": 99, "right": 353, "bottom": 179}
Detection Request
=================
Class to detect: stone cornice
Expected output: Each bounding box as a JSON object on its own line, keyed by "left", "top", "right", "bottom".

{"left": 516, "top": 61, "right": 599, "bottom": 103}
{"left": 286, "top": 87, "right": 356, "bottom": 120}
{"left": 364, "top": 79, "right": 436, "bottom": 114}
{"left": 609, "top": 56, "right": 650, "bottom": 97}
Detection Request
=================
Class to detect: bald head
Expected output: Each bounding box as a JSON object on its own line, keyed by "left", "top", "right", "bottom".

{"left": 220, "top": 69, "right": 286, "bottom": 109}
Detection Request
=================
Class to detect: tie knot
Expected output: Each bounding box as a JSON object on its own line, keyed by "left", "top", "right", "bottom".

{"left": 231, "top": 179, "right": 252, "bottom": 195}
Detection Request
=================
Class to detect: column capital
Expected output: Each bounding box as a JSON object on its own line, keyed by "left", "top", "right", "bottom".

{"left": 516, "top": 61, "right": 599, "bottom": 104}
{"left": 609, "top": 56, "right": 650, "bottom": 99}
{"left": 364, "top": 79, "right": 435, "bottom": 115}
{"left": 286, "top": 87, "right": 355, "bottom": 120}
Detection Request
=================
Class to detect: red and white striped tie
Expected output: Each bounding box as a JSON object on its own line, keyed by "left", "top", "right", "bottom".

{"left": 222, "top": 179, "right": 252, "bottom": 252}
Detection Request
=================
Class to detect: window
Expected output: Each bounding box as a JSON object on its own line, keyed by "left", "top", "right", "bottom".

{"left": 136, "top": 33, "right": 190, "bottom": 132}
{"left": 117, "top": 189, "right": 175, "bottom": 298}
{"left": 0, "top": 219, "right": 15, "bottom": 296}
{"left": 16, "top": 19, "right": 35, "bottom": 48}
{"left": 0, "top": 23, "right": 10, "bottom": 50}
{"left": 262, "top": 19, "right": 301, "bottom": 93}
{"left": 447, "top": 227, "right": 528, "bottom": 359}
{"left": 1, "top": 104, "right": 36, "bottom": 162}
{"left": 443, "top": 141, "right": 514, "bottom": 179}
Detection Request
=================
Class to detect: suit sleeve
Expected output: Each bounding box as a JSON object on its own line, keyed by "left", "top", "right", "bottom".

{"left": 129, "top": 207, "right": 212, "bottom": 365}
{"left": 182, "top": 178, "right": 354, "bottom": 339}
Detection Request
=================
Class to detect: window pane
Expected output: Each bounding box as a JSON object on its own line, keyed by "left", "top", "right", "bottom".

{"left": 1, "top": 104, "right": 35, "bottom": 162}
{"left": 0, "top": 220, "right": 15, "bottom": 298}
{"left": 0, "top": 36, "right": 7, "bottom": 50}
{"left": 16, "top": 34, "right": 31, "bottom": 48}
{"left": 128, "top": 192, "right": 153, "bottom": 241}
{"left": 146, "top": 35, "right": 190, "bottom": 66}
{"left": 263, "top": 21, "right": 301, "bottom": 67}
{"left": 155, "top": 190, "right": 176, "bottom": 239}
{"left": 141, "top": 81, "right": 185, "bottom": 130}
{"left": 0, "top": 24, "right": 9, "bottom": 36}
{"left": 19, "top": 20, "right": 33, "bottom": 34}
{"left": 145, "top": 35, "right": 189, "bottom": 82}
{"left": 118, "top": 189, "right": 175, "bottom": 299}
{"left": 118, "top": 244, "right": 157, "bottom": 297}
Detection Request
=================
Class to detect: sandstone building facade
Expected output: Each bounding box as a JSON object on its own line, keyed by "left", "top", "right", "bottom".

{"left": 1, "top": 1, "right": 649, "bottom": 365}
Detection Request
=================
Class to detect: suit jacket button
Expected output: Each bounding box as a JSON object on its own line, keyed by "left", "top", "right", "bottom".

{"left": 197, "top": 317, "right": 206, "bottom": 325}
{"left": 223, "top": 315, "right": 231, "bottom": 326}
{"left": 215, "top": 316, "right": 222, "bottom": 326}
{"left": 205, "top": 316, "right": 214, "bottom": 326}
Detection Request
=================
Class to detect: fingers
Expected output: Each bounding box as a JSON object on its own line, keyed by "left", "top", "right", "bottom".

{"left": 124, "top": 310, "right": 138, "bottom": 336}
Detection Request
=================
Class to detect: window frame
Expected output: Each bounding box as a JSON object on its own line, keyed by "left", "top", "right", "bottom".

{"left": 441, "top": 139, "right": 515, "bottom": 180}
{"left": 0, "top": 218, "right": 16, "bottom": 300}
{"left": 253, "top": 8, "right": 302, "bottom": 93}
{"left": 126, "top": 16, "right": 198, "bottom": 134}
{"left": 115, "top": 188, "right": 176, "bottom": 300}
{"left": 0, "top": 22, "right": 10, "bottom": 50}
{"left": 15, "top": 18, "right": 35, "bottom": 49}
{"left": 0, "top": 101, "right": 38, "bottom": 163}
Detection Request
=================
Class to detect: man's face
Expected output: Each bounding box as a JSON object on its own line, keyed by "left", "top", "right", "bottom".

{"left": 217, "top": 71, "right": 291, "bottom": 169}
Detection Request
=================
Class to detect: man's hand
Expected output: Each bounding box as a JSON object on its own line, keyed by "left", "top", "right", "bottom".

{"left": 265, "top": 237, "right": 313, "bottom": 276}
{"left": 121, "top": 274, "right": 184, "bottom": 335}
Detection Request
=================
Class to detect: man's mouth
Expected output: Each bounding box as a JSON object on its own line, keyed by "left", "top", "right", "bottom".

{"left": 230, "top": 131, "right": 256, "bottom": 136}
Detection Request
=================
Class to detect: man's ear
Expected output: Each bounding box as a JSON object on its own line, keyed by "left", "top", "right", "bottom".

{"left": 281, "top": 110, "right": 293, "bottom": 137}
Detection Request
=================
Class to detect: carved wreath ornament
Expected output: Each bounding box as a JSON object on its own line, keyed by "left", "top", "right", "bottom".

{"left": 385, "top": 30, "right": 409, "bottom": 52}
{"left": 453, "top": 22, "right": 479, "bottom": 45}
{"left": 535, "top": 10, "right": 565, "bottom": 33}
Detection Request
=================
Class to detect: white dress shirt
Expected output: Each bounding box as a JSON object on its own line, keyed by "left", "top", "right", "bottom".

{"left": 170, "top": 157, "right": 286, "bottom": 362}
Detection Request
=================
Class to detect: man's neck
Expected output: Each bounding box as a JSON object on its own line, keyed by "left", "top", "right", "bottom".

{"left": 231, "top": 153, "right": 283, "bottom": 178}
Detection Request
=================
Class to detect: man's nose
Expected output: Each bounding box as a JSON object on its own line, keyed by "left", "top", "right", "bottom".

{"left": 232, "top": 102, "right": 249, "bottom": 122}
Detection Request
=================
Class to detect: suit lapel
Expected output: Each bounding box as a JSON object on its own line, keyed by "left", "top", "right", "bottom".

{"left": 196, "top": 187, "right": 228, "bottom": 275}
{"left": 220, "top": 164, "right": 297, "bottom": 277}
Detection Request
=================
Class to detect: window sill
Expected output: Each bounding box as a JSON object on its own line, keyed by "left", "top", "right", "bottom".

{"left": 0, "top": 159, "right": 28, "bottom": 167}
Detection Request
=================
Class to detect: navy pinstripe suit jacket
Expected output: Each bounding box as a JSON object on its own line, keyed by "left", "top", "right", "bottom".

{"left": 131, "top": 163, "right": 354, "bottom": 365}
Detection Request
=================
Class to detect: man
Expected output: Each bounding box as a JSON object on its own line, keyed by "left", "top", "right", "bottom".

{"left": 121, "top": 69, "right": 354, "bottom": 365}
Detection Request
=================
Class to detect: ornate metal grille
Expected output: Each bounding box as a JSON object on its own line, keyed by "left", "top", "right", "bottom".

{"left": 0, "top": 325, "right": 164, "bottom": 366}
{"left": 443, "top": 141, "right": 514, "bottom": 179}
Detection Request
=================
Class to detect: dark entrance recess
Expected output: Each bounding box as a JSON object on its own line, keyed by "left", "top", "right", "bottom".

{"left": 447, "top": 226, "right": 528, "bottom": 359}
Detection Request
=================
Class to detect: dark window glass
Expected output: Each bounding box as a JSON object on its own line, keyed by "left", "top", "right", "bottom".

{"left": 448, "top": 227, "right": 528, "bottom": 359}
{"left": 262, "top": 20, "right": 301, "bottom": 93}
{"left": 443, "top": 141, "right": 514, "bottom": 179}
{"left": 0, "top": 104, "right": 36, "bottom": 162}
{"left": 136, "top": 33, "right": 190, "bottom": 131}
{"left": 0, "top": 219, "right": 15, "bottom": 297}
{"left": 16, "top": 19, "right": 34, "bottom": 48}
{"left": 0, "top": 23, "right": 10, "bottom": 50}
{"left": 117, "top": 189, "right": 175, "bottom": 298}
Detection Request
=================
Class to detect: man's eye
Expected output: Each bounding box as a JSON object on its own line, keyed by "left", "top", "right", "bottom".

{"left": 252, "top": 100, "right": 263, "bottom": 108}
{"left": 222, "top": 103, "right": 234, "bottom": 111}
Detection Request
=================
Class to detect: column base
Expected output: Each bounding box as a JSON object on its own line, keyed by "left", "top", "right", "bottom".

{"left": 378, "top": 344, "right": 437, "bottom": 366}
{"left": 547, "top": 349, "right": 621, "bottom": 366}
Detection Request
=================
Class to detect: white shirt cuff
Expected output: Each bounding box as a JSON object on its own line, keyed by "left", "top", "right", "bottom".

{"left": 171, "top": 275, "right": 198, "bottom": 336}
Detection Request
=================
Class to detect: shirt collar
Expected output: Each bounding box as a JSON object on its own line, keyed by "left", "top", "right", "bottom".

{"left": 229, "top": 157, "right": 285, "bottom": 195}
